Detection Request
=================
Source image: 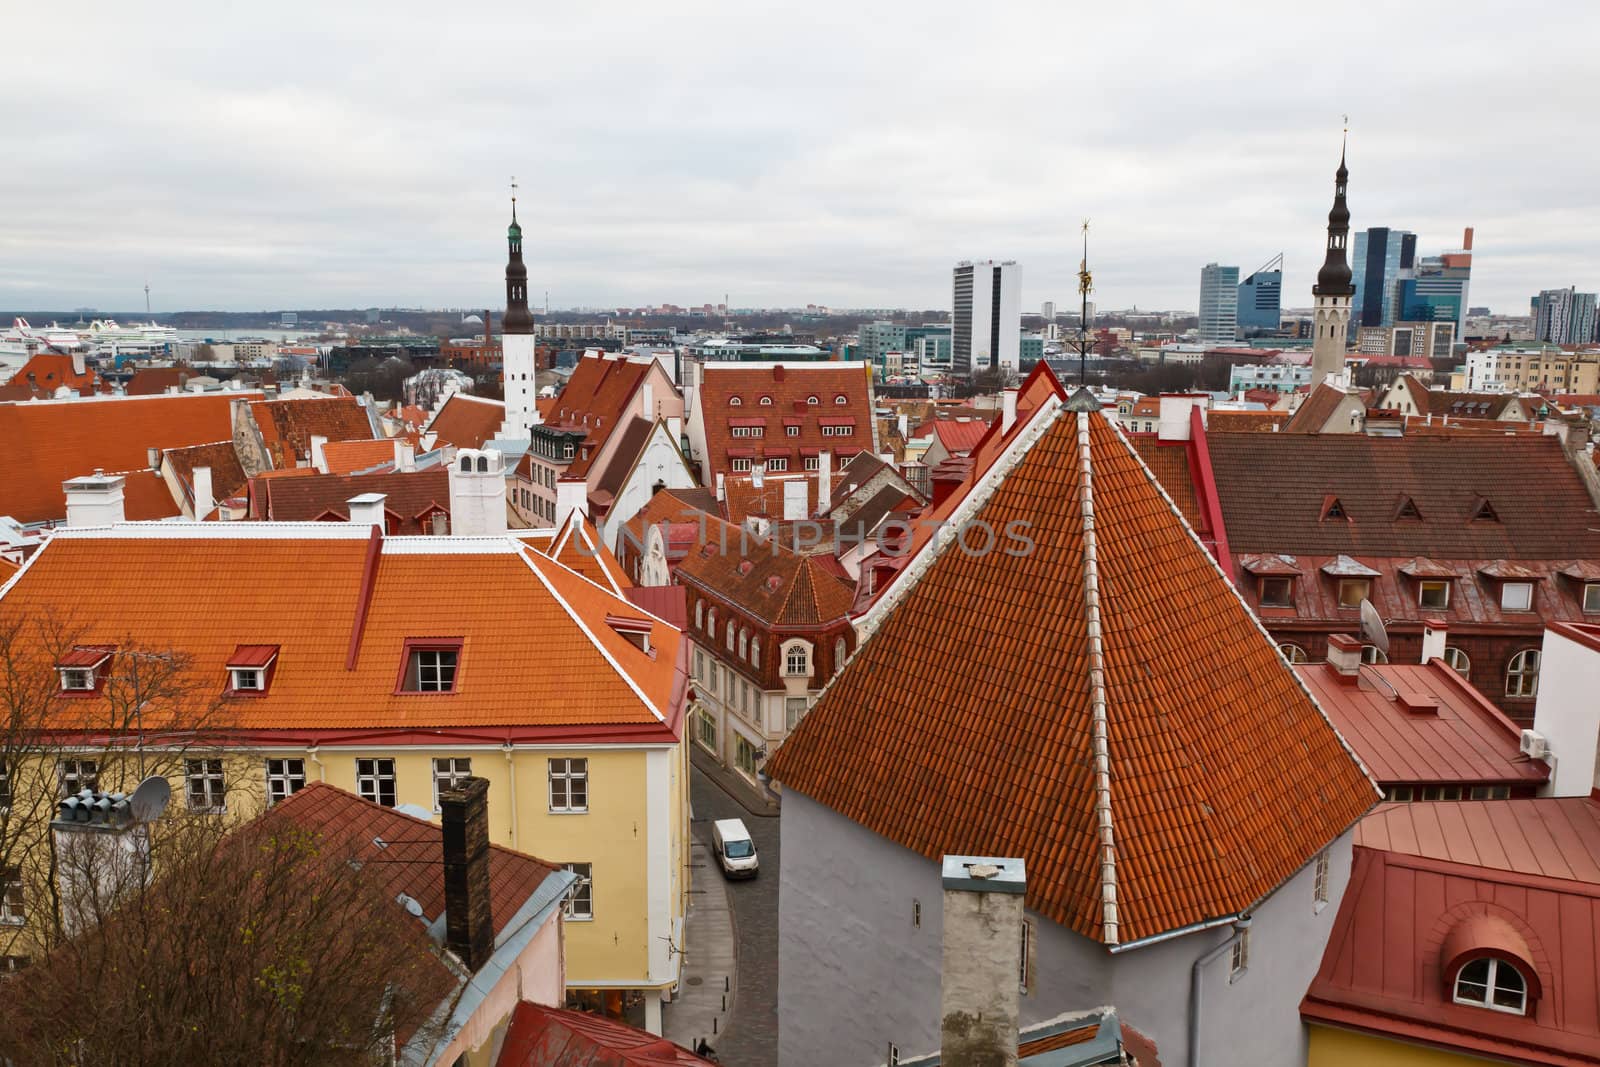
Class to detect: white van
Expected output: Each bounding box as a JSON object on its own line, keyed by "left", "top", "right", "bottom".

{"left": 711, "top": 818, "right": 759, "bottom": 879}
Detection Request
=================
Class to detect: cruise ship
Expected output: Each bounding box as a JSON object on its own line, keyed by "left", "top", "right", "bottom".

{"left": 77, "top": 319, "right": 179, "bottom": 356}
{"left": 0, "top": 318, "right": 89, "bottom": 379}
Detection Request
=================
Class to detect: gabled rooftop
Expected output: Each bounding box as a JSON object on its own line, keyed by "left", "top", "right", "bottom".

{"left": 424, "top": 393, "right": 504, "bottom": 450}
{"left": 769, "top": 388, "right": 1378, "bottom": 945}
{"left": 248, "top": 395, "right": 375, "bottom": 468}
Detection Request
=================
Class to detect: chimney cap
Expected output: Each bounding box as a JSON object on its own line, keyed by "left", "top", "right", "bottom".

{"left": 941, "top": 854, "right": 1026, "bottom": 894}
{"left": 1327, "top": 633, "right": 1364, "bottom": 653}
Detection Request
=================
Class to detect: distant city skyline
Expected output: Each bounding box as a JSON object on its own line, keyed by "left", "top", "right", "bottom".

{"left": 3, "top": 3, "right": 1596, "bottom": 316}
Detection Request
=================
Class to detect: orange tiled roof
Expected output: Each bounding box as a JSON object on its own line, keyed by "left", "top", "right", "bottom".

{"left": 517, "top": 513, "right": 632, "bottom": 595}
{"left": 161, "top": 440, "right": 248, "bottom": 506}
{"left": 425, "top": 394, "right": 504, "bottom": 449}
{"left": 546, "top": 354, "right": 654, "bottom": 478}
{"left": 768, "top": 400, "right": 1378, "bottom": 944}
{"left": 322, "top": 438, "right": 399, "bottom": 474}
{"left": 698, "top": 362, "right": 875, "bottom": 480}
{"left": 249, "top": 395, "right": 374, "bottom": 468}
{"left": 1, "top": 526, "right": 681, "bottom": 736}
{"left": 0, "top": 392, "right": 261, "bottom": 524}
{"left": 2, "top": 353, "right": 98, "bottom": 397}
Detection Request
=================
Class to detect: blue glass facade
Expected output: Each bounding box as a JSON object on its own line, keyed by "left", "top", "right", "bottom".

{"left": 1351, "top": 228, "right": 1416, "bottom": 328}
{"left": 1237, "top": 269, "right": 1282, "bottom": 331}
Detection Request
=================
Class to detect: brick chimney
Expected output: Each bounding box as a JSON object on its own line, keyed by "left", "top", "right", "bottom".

{"left": 439, "top": 776, "right": 494, "bottom": 972}
{"left": 1326, "top": 633, "right": 1363, "bottom": 679}
{"left": 940, "top": 855, "right": 1026, "bottom": 1067}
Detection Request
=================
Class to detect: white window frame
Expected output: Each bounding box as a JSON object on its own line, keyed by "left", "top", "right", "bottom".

{"left": 786, "top": 426, "right": 800, "bottom": 437}
{"left": 1507, "top": 649, "right": 1541, "bottom": 698}
{"left": 1279, "top": 643, "right": 1308, "bottom": 664}
{"left": 405, "top": 648, "right": 459, "bottom": 693}
{"left": 785, "top": 644, "right": 809, "bottom": 677}
{"left": 803, "top": 456, "right": 820, "bottom": 471}
{"left": 562, "top": 862, "right": 594, "bottom": 920}
{"left": 1229, "top": 928, "right": 1250, "bottom": 980}
{"left": 356, "top": 758, "right": 397, "bottom": 807}
{"left": 785, "top": 696, "right": 809, "bottom": 732}
{"left": 1443, "top": 646, "right": 1471, "bottom": 677}
{"left": 767, "top": 458, "right": 788, "bottom": 472}
{"left": 58, "top": 758, "right": 98, "bottom": 797}
{"left": 1313, "top": 852, "right": 1330, "bottom": 910}
{"left": 549, "top": 757, "right": 589, "bottom": 813}
{"left": 432, "top": 757, "right": 472, "bottom": 811}
{"left": 265, "top": 758, "right": 306, "bottom": 806}
{"left": 731, "top": 458, "right": 752, "bottom": 472}
{"left": 185, "top": 758, "right": 226, "bottom": 813}
{"left": 1501, "top": 582, "right": 1534, "bottom": 612}
{"left": 1361, "top": 644, "right": 1388, "bottom": 665}
{"left": 230, "top": 667, "right": 265, "bottom": 692}
{"left": 0, "top": 867, "right": 22, "bottom": 926}
{"left": 1418, "top": 580, "right": 1451, "bottom": 610}
{"left": 59, "top": 667, "right": 96, "bottom": 692}
{"left": 1452, "top": 957, "right": 1527, "bottom": 1015}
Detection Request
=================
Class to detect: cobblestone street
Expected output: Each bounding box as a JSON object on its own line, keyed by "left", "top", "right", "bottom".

{"left": 687, "top": 763, "right": 780, "bottom": 1067}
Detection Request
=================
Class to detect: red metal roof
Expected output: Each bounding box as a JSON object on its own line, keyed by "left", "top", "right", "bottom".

{"left": 912, "top": 416, "right": 992, "bottom": 455}
{"left": 226, "top": 644, "right": 280, "bottom": 668}
{"left": 1304, "top": 798, "right": 1600, "bottom": 1064}
{"left": 1295, "top": 661, "right": 1548, "bottom": 788}
{"left": 496, "top": 1002, "right": 713, "bottom": 1065}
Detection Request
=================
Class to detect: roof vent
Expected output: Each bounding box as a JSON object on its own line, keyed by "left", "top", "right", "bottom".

{"left": 1395, "top": 691, "right": 1440, "bottom": 716}
{"left": 1320, "top": 495, "right": 1348, "bottom": 522}
{"left": 1471, "top": 497, "right": 1499, "bottom": 523}
{"left": 1395, "top": 496, "right": 1423, "bottom": 521}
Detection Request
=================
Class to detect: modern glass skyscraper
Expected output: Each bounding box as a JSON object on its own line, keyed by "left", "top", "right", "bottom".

{"left": 952, "top": 260, "right": 1020, "bottom": 375}
{"left": 1198, "top": 263, "right": 1240, "bottom": 345}
{"left": 1237, "top": 254, "right": 1283, "bottom": 332}
{"left": 1350, "top": 227, "right": 1416, "bottom": 328}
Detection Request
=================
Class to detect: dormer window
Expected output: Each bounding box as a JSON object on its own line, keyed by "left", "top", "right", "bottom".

{"left": 399, "top": 641, "right": 461, "bottom": 693}
{"left": 56, "top": 647, "right": 113, "bottom": 694}
{"left": 1395, "top": 496, "right": 1423, "bottom": 521}
{"left": 1320, "top": 495, "right": 1348, "bottom": 522}
{"left": 759, "top": 395, "right": 773, "bottom": 406}
{"left": 605, "top": 615, "right": 653, "bottom": 653}
{"left": 1337, "top": 578, "right": 1371, "bottom": 608}
{"left": 834, "top": 395, "right": 847, "bottom": 405}
{"left": 226, "top": 645, "right": 278, "bottom": 695}
{"left": 1453, "top": 958, "right": 1527, "bottom": 1015}
{"left": 1419, "top": 580, "right": 1451, "bottom": 610}
{"left": 1584, "top": 583, "right": 1600, "bottom": 614}
{"left": 807, "top": 395, "right": 819, "bottom": 405}
{"left": 1501, "top": 582, "right": 1534, "bottom": 612}
{"left": 730, "top": 396, "right": 743, "bottom": 406}
{"left": 1259, "top": 576, "right": 1293, "bottom": 608}
{"left": 1471, "top": 498, "right": 1500, "bottom": 523}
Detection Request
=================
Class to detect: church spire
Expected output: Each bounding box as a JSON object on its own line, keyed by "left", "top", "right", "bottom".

{"left": 1314, "top": 127, "right": 1354, "bottom": 297}
{"left": 502, "top": 176, "right": 533, "bottom": 335}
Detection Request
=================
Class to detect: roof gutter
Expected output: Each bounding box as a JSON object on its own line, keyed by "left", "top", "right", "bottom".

{"left": 1187, "top": 915, "right": 1252, "bottom": 1067}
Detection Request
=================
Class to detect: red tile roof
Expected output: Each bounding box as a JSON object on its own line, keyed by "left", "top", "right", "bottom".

{"left": 912, "top": 416, "right": 992, "bottom": 455}
{"left": 124, "top": 366, "right": 195, "bottom": 396}
{"left": 675, "top": 521, "right": 857, "bottom": 628}
{"left": 1, "top": 527, "right": 682, "bottom": 737}
{"left": 496, "top": 1002, "right": 714, "bottom": 1065}
{"left": 517, "top": 513, "right": 632, "bottom": 595}
{"left": 1126, "top": 438, "right": 1201, "bottom": 530}
{"left": 116, "top": 468, "right": 183, "bottom": 520}
{"left": 768, "top": 401, "right": 1378, "bottom": 944}
{"left": 161, "top": 440, "right": 248, "bottom": 508}
{"left": 248, "top": 395, "right": 375, "bottom": 468}
{"left": 322, "top": 438, "right": 399, "bottom": 474}
{"left": 1295, "top": 661, "right": 1549, "bottom": 789}
{"left": 1304, "top": 799, "right": 1600, "bottom": 1064}
{"left": 697, "top": 362, "right": 875, "bottom": 480}
{"left": 0, "top": 392, "right": 262, "bottom": 524}
{"left": 425, "top": 394, "right": 505, "bottom": 450}
{"left": 1207, "top": 410, "right": 1291, "bottom": 433}
{"left": 1205, "top": 434, "right": 1600, "bottom": 559}
{"left": 1282, "top": 382, "right": 1359, "bottom": 433}
{"left": 267, "top": 782, "right": 562, "bottom": 939}
{"left": 546, "top": 354, "right": 654, "bottom": 478}
{"left": 1, "top": 353, "right": 98, "bottom": 398}
{"left": 251, "top": 468, "right": 452, "bottom": 534}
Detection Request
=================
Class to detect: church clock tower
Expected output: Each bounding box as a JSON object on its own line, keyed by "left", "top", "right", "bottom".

{"left": 498, "top": 181, "right": 541, "bottom": 441}
{"left": 1310, "top": 138, "right": 1355, "bottom": 386}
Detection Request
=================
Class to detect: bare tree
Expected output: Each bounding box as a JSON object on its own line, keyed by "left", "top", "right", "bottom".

{"left": 0, "top": 809, "right": 453, "bottom": 1065}
{"left": 192, "top": 343, "right": 216, "bottom": 363}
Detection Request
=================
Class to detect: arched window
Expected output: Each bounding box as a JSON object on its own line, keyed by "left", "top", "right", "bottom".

{"left": 1453, "top": 958, "right": 1527, "bottom": 1015}
{"left": 726, "top": 621, "right": 736, "bottom": 651}
{"left": 729, "top": 396, "right": 743, "bottom": 407}
{"left": 833, "top": 636, "right": 847, "bottom": 675}
{"left": 759, "top": 395, "right": 773, "bottom": 406}
{"left": 806, "top": 395, "right": 819, "bottom": 405}
{"left": 1279, "top": 643, "right": 1308, "bottom": 664}
{"left": 706, "top": 607, "right": 717, "bottom": 635}
{"left": 751, "top": 641, "right": 761, "bottom": 669}
{"left": 1507, "top": 649, "right": 1541, "bottom": 697}
{"left": 739, "top": 630, "right": 749, "bottom": 659}
{"left": 1443, "top": 646, "right": 1471, "bottom": 677}
{"left": 834, "top": 395, "right": 847, "bottom": 405}
{"left": 695, "top": 601, "right": 704, "bottom": 629}
{"left": 476, "top": 455, "right": 489, "bottom": 472}
{"left": 459, "top": 456, "right": 472, "bottom": 472}
{"left": 1361, "top": 645, "right": 1388, "bottom": 665}
{"left": 785, "top": 645, "right": 808, "bottom": 677}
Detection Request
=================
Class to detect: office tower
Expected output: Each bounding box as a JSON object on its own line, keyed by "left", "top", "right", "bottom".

{"left": 858, "top": 320, "right": 907, "bottom": 379}
{"left": 1350, "top": 227, "right": 1415, "bottom": 328}
{"left": 952, "top": 260, "right": 1021, "bottom": 375}
{"left": 1198, "top": 263, "right": 1240, "bottom": 345}
{"left": 1533, "top": 287, "right": 1600, "bottom": 345}
{"left": 1237, "top": 254, "right": 1284, "bottom": 333}
{"left": 1042, "top": 300, "right": 1057, "bottom": 322}
{"left": 1310, "top": 143, "right": 1355, "bottom": 386}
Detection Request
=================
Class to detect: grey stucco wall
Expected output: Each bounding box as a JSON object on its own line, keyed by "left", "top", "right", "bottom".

{"left": 778, "top": 788, "right": 1357, "bottom": 1067}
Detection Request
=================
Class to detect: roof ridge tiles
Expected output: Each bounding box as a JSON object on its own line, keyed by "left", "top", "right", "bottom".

{"left": 1075, "top": 409, "right": 1120, "bottom": 946}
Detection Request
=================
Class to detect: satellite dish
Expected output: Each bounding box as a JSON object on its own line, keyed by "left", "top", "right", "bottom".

{"left": 128, "top": 776, "right": 171, "bottom": 823}
{"left": 1359, "top": 600, "right": 1390, "bottom": 655}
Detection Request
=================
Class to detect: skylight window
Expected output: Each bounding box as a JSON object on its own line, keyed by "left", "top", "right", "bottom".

{"left": 400, "top": 642, "right": 461, "bottom": 693}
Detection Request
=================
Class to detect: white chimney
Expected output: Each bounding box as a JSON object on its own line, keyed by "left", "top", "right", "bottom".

{"left": 940, "top": 855, "right": 1027, "bottom": 1067}
{"left": 818, "top": 449, "right": 832, "bottom": 514}
{"left": 782, "top": 480, "right": 808, "bottom": 521}
{"left": 72, "top": 351, "right": 86, "bottom": 378}
{"left": 642, "top": 380, "right": 655, "bottom": 419}
{"left": 1001, "top": 388, "right": 1019, "bottom": 434}
{"left": 64, "top": 471, "right": 127, "bottom": 527}
{"left": 347, "top": 492, "right": 388, "bottom": 529}
{"left": 1157, "top": 395, "right": 1207, "bottom": 441}
{"left": 191, "top": 466, "right": 214, "bottom": 521}
{"left": 666, "top": 415, "right": 683, "bottom": 446}
{"left": 715, "top": 472, "right": 726, "bottom": 503}
{"left": 394, "top": 441, "right": 416, "bottom": 472}
{"left": 447, "top": 450, "right": 508, "bottom": 536}
{"left": 1420, "top": 619, "right": 1447, "bottom": 665}
{"left": 897, "top": 412, "right": 909, "bottom": 438}
{"left": 1326, "top": 633, "right": 1363, "bottom": 677}
{"left": 1531, "top": 624, "right": 1600, "bottom": 797}
{"left": 310, "top": 434, "right": 330, "bottom": 473}
{"left": 555, "top": 477, "right": 589, "bottom": 530}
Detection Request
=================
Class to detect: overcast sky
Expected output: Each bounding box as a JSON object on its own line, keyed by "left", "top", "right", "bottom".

{"left": 5, "top": 1, "right": 1596, "bottom": 316}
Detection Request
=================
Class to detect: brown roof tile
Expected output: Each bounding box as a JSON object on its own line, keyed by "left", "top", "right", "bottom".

{"left": 425, "top": 394, "right": 504, "bottom": 450}
{"left": 249, "top": 395, "right": 374, "bottom": 468}
{"left": 698, "top": 363, "right": 875, "bottom": 480}
{"left": 768, "top": 405, "right": 1378, "bottom": 944}
{"left": 253, "top": 468, "right": 452, "bottom": 534}
{"left": 161, "top": 440, "right": 248, "bottom": 504}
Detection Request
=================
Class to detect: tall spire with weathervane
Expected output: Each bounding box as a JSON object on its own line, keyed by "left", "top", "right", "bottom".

{"left": 497, "top": 176, "right": 542, "bottom": 441}
{"left": 1310, "top": 126, "right": 1354, "bottom": 386}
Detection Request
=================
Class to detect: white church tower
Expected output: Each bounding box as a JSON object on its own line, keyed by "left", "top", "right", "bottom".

{"left": 1310, "top": 136, "right": 1355, "bottom": 387}
{"left": 497, "top": 184, "right": 541, "bottom": 442}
